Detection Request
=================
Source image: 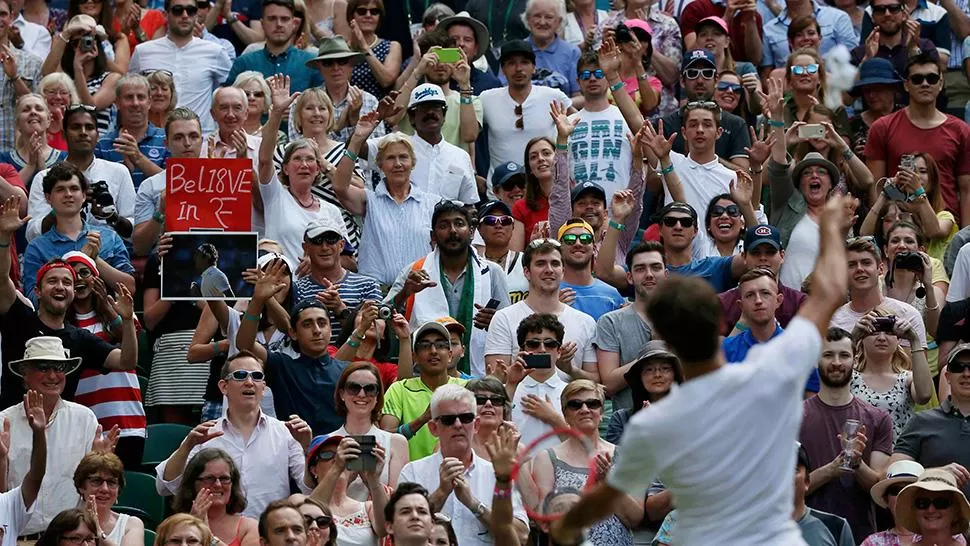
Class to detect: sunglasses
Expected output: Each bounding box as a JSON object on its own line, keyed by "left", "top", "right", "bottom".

{"left": 436, "top": 412, "right": 475, "bottom": 426}
{"left": 344, "top": 381, "right": 379, "bottom": 397}
{"left": 243, "top": 90, "right": 265, "bottom": 98}
{"left": 662, "top": 216, "right": 695, "bottom": 228}
{"left": 515, "top": 104, "right": 523, "bottom": 130}
{"left": 26, "top": 362, "right": 71, "bottom": 373}
{"left": 948, "top": 361, "right": 970, "bottom": 374}
{"left": 527, "top": 237, "right": 562, "bottom": 249}
{"left": 579, "top": 69, "right": 605, "bottom": 80}
{"left": 475, "top": 394, "right": 506, "bottom": 406}
{"left": 142, "top": 69, "right": 174, "bottom": 78}
{"left": 480, "top": 215, "right": 514, "bottom": 227}
{"left": 500, "top": 178, "right": 525, "bottom": 190}
{"left": 66, "top": 103, "right": 96, "bottom": 114}
{"left": 915, "top": 496, "right": 953, "bottom": 510}
{"left": 909, "top": 73, "right": 941, "bottom": 85}
{"left": 354, "top": 7, "right": 381, "bottom": 16}
{"left": 303, "top": 515, "right": 333, "bottom": 528}
{"left": 170, "top": 4, "right": 199, "bottom": 15}
{"left": 306, "top": 232, "right": 343, "bottom": 245}
{"left": 560, "top": 232, "right": 594, "bottom": 245}
{"left": 683, "top": 100, "right": 719, "bottom": 113}
{"left": 225, "top": 369, "right": 265, "bottom": 382}
{"left": 684, "top": 68, "right": 716, "bottom": 80}
{"left": 716, "top": 81, "right": 742, "bottom": 94}
{"left": 711, "top": 204, "right": 741, "bottom": 218}
{"left": 314, "top": 450, "right": 337, "bottom": 462}
{"left": 872, "top": 4, "right": 904, "bottom": 13}
{"left": 524, "top": 338, "right": 561, "bottom": 350}
{"left": 565, "top": 398, "right": 603, "bottom": 411}
{"left": 790, "top": 64, "right": 819, "bottom": 76}
{"left": 320, "top": 58, "right": 351, "bottom": 67}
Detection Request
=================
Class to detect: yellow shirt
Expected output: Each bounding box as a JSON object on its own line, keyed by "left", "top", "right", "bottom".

{"left": 382, "top": 376, "right": 468, "bottom": 460}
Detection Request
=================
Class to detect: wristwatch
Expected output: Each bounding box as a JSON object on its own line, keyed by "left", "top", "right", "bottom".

{"left": 227, "top": 12, "right": 240, "bottom": 24}
{"left": 472, "top": 501, "right": 487, "bottom": 518}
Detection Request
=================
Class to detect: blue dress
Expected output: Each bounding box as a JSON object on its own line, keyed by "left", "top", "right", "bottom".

{"left": 351, "top": 38, "right": 392, "bottom": 99}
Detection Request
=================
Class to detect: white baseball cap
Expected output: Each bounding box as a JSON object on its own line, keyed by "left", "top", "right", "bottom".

{"left": 408, "top": 83, "right": 447, "bottom": 109}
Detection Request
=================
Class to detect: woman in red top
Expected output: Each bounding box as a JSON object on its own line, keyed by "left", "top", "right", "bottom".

{"left": 512, "top": 136, "right": 556, "bottom": 250}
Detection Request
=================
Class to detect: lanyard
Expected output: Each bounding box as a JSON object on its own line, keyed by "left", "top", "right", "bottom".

{"left": 488, "top": 0, "right": 519, "bottom": 44}
{"left": 402, "top": 0, "right": 431, "bottom": 23}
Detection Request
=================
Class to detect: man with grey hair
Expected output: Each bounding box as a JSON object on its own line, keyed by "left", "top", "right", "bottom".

{"left": 398, "top": 383, "right": 529, "bottom": 546}
{"left": 202, "top": 86, "right": 259, "bottom": 166}
{"left": 95, "top": 74, "right": 169, "bottom": 188}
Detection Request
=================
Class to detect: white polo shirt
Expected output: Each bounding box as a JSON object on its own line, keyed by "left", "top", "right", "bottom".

{"left": 399, "top": 451, "right": 527, "bottom": 546}
{"left": 26, "top": 158, "right": 137, "bottom": 242}
{"left": 511, "top": 372, "right": 568, "bottom": 452}
{"left": 365, "top": 133, "right": 478, "bottom": 205}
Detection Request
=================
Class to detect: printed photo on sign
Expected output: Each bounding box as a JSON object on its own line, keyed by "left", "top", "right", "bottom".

{"left": 161, "top": 231, "right": 258, "bottom": 301}
{"left": 165, "top": 157, "right": 253, "bottom": 232}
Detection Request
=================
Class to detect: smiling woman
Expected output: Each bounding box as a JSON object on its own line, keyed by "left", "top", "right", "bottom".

{"left": 72, "top": 452, "right": 145, "bottom": 546}
{"left": 173, "top": 448, "right": 259, "bottom": 546}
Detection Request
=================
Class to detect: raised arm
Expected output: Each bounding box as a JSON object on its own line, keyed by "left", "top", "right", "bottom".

{"left": 259, "top": 74, "right": 300, "bottom": 187}
{"left": 332, "top": 112, "right": 380, "bottom": 216}
{"left": 20, "top": 390, "right": 48, "bottom": 509}
{"left": 600, "top": 38, "right": 644, "bottom": 133}
{"left": 103, "top": 283, "right": 138, "bottom": 371}
{"left": 235, "top": 261, "right": 289, "bottom": 364}
{"left": 0, "top": 196, "right": 28, "bottom": 314}
{"left": 548, "top": 100, "right": 579, "bottom": 236}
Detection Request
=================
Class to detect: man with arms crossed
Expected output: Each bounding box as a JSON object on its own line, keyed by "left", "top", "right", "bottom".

{"left": 551, "top": 195, "right": 854, "bottom": 545}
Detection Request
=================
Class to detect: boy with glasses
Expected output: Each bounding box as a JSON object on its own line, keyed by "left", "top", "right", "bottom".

{"left": 381, "top": 321, "right": 468, "bottom": 460}
{"left": 508, "top": 313, "right": 570, "bottom": 453}
{"left": 399, "top": 383, "right": 529, "bottom": 546}
{"left": 865, "top": 52, "right": 970, "bottom": 225}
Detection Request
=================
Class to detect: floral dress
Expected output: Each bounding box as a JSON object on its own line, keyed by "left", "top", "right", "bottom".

{"left": 546, "top": 448, "right": 634, "bottom": 545}
{"left": 850, "top": 371, "right": 913, "bottom": 442}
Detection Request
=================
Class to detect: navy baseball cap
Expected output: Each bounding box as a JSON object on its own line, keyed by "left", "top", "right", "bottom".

{"left": 744, "top": 224, "right": 783, "bottom": 251}
{"left": 682, "top": 49, "right": 717, "bottom": 71}
{"left": 570, "top": 181, "right": 606, "bottom": 204}
{"left": 478, "top": 200, "right": 512, "bottom": 221}
{"left": 492, "top": 161, "right": 525, "bottom": 188}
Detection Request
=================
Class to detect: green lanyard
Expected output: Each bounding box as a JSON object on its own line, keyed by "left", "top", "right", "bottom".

{"left": 488, "top": 0, "right": 519, "bottom": 44}
{"left": 402, "top": 0, "right": 431, "bottom": 23}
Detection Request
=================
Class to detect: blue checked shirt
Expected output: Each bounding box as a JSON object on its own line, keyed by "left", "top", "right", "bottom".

{"left": 94, "top": 123, "right": 170, "bottom": 189}
{"left": 761, "top": 0, "right": 860, "bottom": 67}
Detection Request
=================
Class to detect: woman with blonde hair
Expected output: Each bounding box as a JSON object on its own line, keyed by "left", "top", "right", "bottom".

{"left": 893, "top": 469, "right": 970, "bottom": 546}
{"left": 232, "top": 72, "right": 272, "bottom": 137}
{"left": 0, "top": 93, "right": 68, "bottom": 184}
{"left": 851, "top": 308, "right": 934, "bottom": 439}
{"left": 72, "top": 452, "right": 143, "bottom": 546}
{"left": 38, "top": 72, "right": 80, "bottom": 150}
{"left": 154, "top": 514, "right": 214, "bottom": 546}
{"left": 146, "top": 70, "right": 177, "bottom": 128}
{"left": 783, "top": 48, "right": 849, "bottom": 135}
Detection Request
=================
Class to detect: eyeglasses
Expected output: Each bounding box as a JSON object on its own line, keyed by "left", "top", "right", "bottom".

{"left": 662, "top": 216, "right": 695, "bottom": 228}
{"left": 196, "top": 475, "right": 232, "bottom": 486}
{"left": 716, "top": 81, "right": 742, "bottom": 94}
{"left": 320, "top": 58, "right": 351, "bottom": 67}
{"left": 527, "top": 237, "right": 562, "bottom": 249}
{"left": 684, "top": 68, "right": 716, "bottom": 80}
{"left": 523, "top": 338, "right": 561, "bottom": 350}
{"left": 170, "top": 4, "right": 198, "bottom": 15}
{"left": 415, "top": 340, "right": 450, "bottom": 352}
{"left": 243, "top": 90, "right": 265, "bottom": 98}
{"left": 480, "top": 215, "right": 514, "bottom": 227}
{"left": 475, "top": 394, "right": 506, "bottom": 406}
{"left": 435, "top": 413, "right": 475, "bottom": 426}
{"left": 306, "top": 232, "right": 343, "bottom": 246}
{"left": 225, "top": 369, "right": 265, "bottom": 382}
{"left": 790, "top": 64, "right": 819, "bottom": 76}
{"left": 871, "top": 4, "right": 904, "bottom": 14}
{"left": 344, "top": 381, "right": 379, "bottom": 397}
{"left": 86, "top": 476, "right": 120, "bottom": 489}
{"left": 515, "top": 104, "right": 523, "bottom": 130}
{"left": 60, "top": 536, "right": 97, "bottom": 546}
{"left": 303, "top": 515, "right": 333, "bottom": 528}
{"left": 909, "top": 73, "right": 941, "bottom": 85}
{"left": 948, "top": 361, "right": 970, "bottom": 374}
{"left": 354, "top": 7, "right": 381, "bottom": 16}
{"left": 915, "top": 496, "right": 953, "bottom": 510}
{"left": 560, "top": 233, "right": 594, "bottom": 245}
{"left": 579, "top": 69, "right": 605, "bottom": 80}
{"left": 564, "top": 398, "right": 603, "bottom": 411}
{"left": 642, "top": 364, "right": 674, "bottom": 375}
{"left": 710, "top": 204, "right": 740, "bottom": 218}
{"left": 75, "top": 268, "right": 94, "bottom": 279}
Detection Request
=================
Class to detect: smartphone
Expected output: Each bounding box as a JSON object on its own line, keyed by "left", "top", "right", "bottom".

{"left": 872, "top": 316, "right": 897, "bottom": 334}
{"left": 523, "top": 353, "right": 552, "bottom": 369}
{"left": 900, "top": 154, "right": 916, "bottom": 171}
{"left": 798, "top": 124, "right": 826, "bottom": 140}
{"left": 346, "top": 435, "right": 377, "bottom": 472}
{"left": 434, "top": 48, "right": 462, "bottom": 64}
{"left": 484, "top": 298, "right": 500, "bottom": 310}
{"left": 80, "top": 35, "right": 96, "bottom": 52}
{"left": 883, "top": 183, "right": 907, "bottom": 202}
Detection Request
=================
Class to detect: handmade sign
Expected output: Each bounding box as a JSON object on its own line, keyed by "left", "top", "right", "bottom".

{"left": 165, "top": 158, "right": 252, "bottom": 231}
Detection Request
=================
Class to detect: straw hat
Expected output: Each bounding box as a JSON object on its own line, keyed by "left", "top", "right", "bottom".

{"left": 896, "top": 469, "right": 970, "bottom": 534}
{"left": 870, "top": 460, "right": 924, "bottom": 508}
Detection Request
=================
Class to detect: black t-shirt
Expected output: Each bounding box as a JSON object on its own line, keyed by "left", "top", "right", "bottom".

{"left": 937, "top": 298, "right": 970, "bottom": 343}
{"left": 659, "top": 109, "right": 751, "bottom": 161}
{"left": 0, "top": 298, "right": 116, "bottom": 409}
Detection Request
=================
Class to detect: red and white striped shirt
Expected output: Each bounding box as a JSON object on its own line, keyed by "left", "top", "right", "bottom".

{"left": 71, "top": 310, "right": 147, "bottom": 438}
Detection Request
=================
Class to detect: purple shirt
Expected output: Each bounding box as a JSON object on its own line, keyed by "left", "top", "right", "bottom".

{"left": 718, "top": 283, "right": 807, "bottom": 336}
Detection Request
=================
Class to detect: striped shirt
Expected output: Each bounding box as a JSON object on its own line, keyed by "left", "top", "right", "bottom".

{"left": 71, "top": 310, "right": 147, "bottom": 438}
{"left": 358, "top": 184, "right": 437, "bottom": 286}
{"left": 273, "top": 140, "right": 363, "bottom": 250}
{"left": 294, "top": 271, "right": 383, "bottom": 343}
{"left": 0, "top": 48, "right": 43, "bottom": 151}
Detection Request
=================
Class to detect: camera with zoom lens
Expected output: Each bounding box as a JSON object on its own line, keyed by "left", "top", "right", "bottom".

{"left": 614, "top": 23, "right": 633, "bottom": 43}
{"left": 88, "top": 180, "right": 116, "bottom": 219}
{"left": 377, "top": 303, "right": 395, "bottom": 320}
{"left": 893, "top": 251, "right": 923, "bottom": 272}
